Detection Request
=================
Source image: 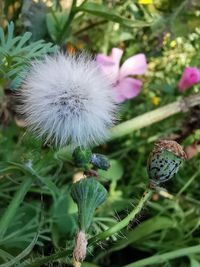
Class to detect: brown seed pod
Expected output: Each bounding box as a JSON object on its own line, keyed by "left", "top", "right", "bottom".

{"left": 152, "top": 140, "right": 187, "bottom": 160}
{"left": 147, "top": 140, "right": 186, "bottom": 185}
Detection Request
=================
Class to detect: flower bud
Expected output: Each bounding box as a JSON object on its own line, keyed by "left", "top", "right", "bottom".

{"left": 71, "top": 178, "right": 107, "bottom": 231}
{"left": 147, "top": 140, "right": 186, "bottom": 185}
{"left": 73, "top": 147, "right": 92, "bottom": 168}
{"left": 90, "top": 153, "right": 110, "bottom": 170}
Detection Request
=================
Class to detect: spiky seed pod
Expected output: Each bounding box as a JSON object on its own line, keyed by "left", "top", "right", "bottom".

{"left": 73, "top": 147, "right": 92, "bottom": 168}
{"left": 71, "top": 178, "right": 107, "bottom": 232}
{"left": 147, "top": 140, "right": 186, "bottom": 185}
{"left": 90, "top": 153, "right": 110, "bottom": 170}
{"left": 19, "top": 53, "right": 117, "bottom": 148}
{"left": 151, "top": 140, "right": 186, "bottom": 159}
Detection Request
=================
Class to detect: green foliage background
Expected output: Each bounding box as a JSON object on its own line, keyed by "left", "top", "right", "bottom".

{"left": 0, "top": 0, "right": 200, "bottom": 266}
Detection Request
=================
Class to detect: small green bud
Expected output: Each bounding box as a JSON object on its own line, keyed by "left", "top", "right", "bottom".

{"left": 71, "top": 178, "right": 107, "bottom": 231}
{"left": 147, "top": 140, "right": 186, "bottom": 185}
{"left": 73, "top": 147, "right": 92, "bottom": 168}
{"left": 90, "top": 153, "right": 110, "bottom": 170}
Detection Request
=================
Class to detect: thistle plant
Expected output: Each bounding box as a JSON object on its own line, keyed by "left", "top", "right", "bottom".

{"left": 87, "top": 139, "right": 186, "bottom": 248}
{"left": 17, "top": 48, "right": 186, "bottom": 265}
{"left": 19, "top": 53, "right": 117, "bottom": 148}
{"left": 0, "top": 22, "right": 187, "bottom": 267}
{"left": 16, "top": 51, "right": 117, "bottom": 265}
{"left": 71, "top": 146, "right": 112, "bottom": 264}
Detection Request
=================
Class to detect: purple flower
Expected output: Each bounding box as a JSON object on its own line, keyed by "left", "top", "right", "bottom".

{"left": 178, "top": 67, "right": 200, "bottom": 91}
{"left": 96, "top": 48, "right": 147, "bottom": 103}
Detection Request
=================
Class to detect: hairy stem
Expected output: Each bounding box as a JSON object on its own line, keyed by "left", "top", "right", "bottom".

{"left": 109, "top": 93, "right": 200, "bottom": 140}
{"left": 88, "top": 188, "right": 153, "bottom": 245}
{"left": 24, "top": 250, "right": 71, "bottom": 267}
{"left": 24, "top": 189, "right": 153, "bottom": 266}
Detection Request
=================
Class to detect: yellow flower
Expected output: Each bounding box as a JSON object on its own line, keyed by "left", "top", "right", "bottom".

{"left": 170, "top": 40, "right": 177, "bottom": 48}
{"left": 151, "top": 96, "right": 160, "bottom": 106}
{"left": 138, "top": 0, "right": 153, "bottom": 4}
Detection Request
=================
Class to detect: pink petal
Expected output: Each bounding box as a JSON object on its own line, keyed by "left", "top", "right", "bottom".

{"left": 178, "top": 67, "right": 200, "bottom": 91}
{"left": 114, "top": 92, "right": 126, "bottom": 103}
{"left": 116, "top": 77, "right": 142, "bottom": 100}
{"left": 96, "top": 54, "right": 114, "bottom": 66}
{"left": 120, "top": 53, "right": 147, "bottom": 78}
{"left": 111, "top": 48, "right": 123, "bottom": 65}
{"left": 96, "top": 48, "right": 123, "bottom": 82}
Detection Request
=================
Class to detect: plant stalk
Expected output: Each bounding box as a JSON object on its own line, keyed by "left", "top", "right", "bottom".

{"left": 109, "top": 93, "right": 200, "bottom": 140}
{"left": 24, "top": 189, "right": 153, "bottom": 266}
{"left": 88, "top": 188, "right": 153, "bottom": 245}
{"left": 24, "top": 250, "right": 71, "bottom": 267}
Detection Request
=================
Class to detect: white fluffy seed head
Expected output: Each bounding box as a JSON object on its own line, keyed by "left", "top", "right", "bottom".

{"left": 19, "top": 53, "right": 117, "bottom": 148}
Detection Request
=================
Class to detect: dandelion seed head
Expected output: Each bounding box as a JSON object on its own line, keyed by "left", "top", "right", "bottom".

{"left": 19, "top": 53, "right": 117, "bottom": 147}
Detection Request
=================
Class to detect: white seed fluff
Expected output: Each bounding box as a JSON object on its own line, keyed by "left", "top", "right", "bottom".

{"left": 19, "top": 53, "right": 117, "bottom": 147}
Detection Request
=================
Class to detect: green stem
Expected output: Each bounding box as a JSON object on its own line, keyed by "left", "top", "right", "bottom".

{"left": 171, "top": 0, "right": 189, "bottom": 22}
{"left": 123, "top": 244, "right": 200, "bottom": 267}
{"left": 24, "top": 250, "right": 71, "bottom": 267}
{"left": 24, "top": 189, "right": 153, "bottom": 266}
{"left": 74, "top": 20, "right": 107, "bottom": 36}
{"left": 88, "top": 188, "right": 153, "bottom": 245}
{"left": 109, "top": 93, "right": 200, "bottom": 140}
{"left": 59, "top": 0, "right": 77, "bottom": 44}
{"left": 0, "top": 176, "right": 33, "bottom": 239}
{"left": 176, "top": 167, "right": 200, "bottom": 197}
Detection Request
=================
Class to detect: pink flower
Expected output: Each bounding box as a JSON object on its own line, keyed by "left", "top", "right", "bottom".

{"left": 178, "top": 67, "right": 200, "bottom": 91}
{"left": 96, "top": 48, "right": 147, "bottom": 103}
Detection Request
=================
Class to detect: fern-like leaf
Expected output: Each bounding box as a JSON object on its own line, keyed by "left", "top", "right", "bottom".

{"left": 0, "top": 22, "right": 57, "bottom": 89}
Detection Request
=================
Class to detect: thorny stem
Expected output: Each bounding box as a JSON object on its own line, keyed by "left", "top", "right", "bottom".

{"left": 24, "top": 188, "right": 153, "bottom": 267}
{"left": 109, "top": 93, "right": 200, "bottom": 140}
{"left": 88, "top": 188, "right": 153, "bottom": 245}
{"left": 24, "top": 250, "right": 71, "bottom": 267}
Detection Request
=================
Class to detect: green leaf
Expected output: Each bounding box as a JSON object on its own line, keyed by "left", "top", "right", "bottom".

{"left": 0, "top": 233, "right": 39, "bottom": 267}
{"left": 123, "top": 245, "right": 200, "bottom": 267}
{"left": 46, "top": 11, "right": 68, "bottom": 42}
{"left": 190, "top": 258, "right": 200, "bottom": 267}
{"left": 82, "top": 263, "right": 99, "bottom": 267}
{"left": 51, "top": 186, "right": 77, "bottom": 241}
{"left": 0, "top": 176, "right": 33, "bottom": 239}
{"left": 98, "top": 159, "right": 123, "bottom": 181}
{"left": 76, "top": 3, "right": 151, "bottom": 28}
{"left": 0, "top": 22, "right": 57, "bottom": 89}
{"left": 108, "top": 216, "right": 175, "bottom": 253}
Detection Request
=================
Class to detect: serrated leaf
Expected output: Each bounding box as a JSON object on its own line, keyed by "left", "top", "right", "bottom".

{"left": 0, "top": 22, "right": 57, "bottom": 90}
{"left": 15, "top": 32, "right": 32, "bottom": 51}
